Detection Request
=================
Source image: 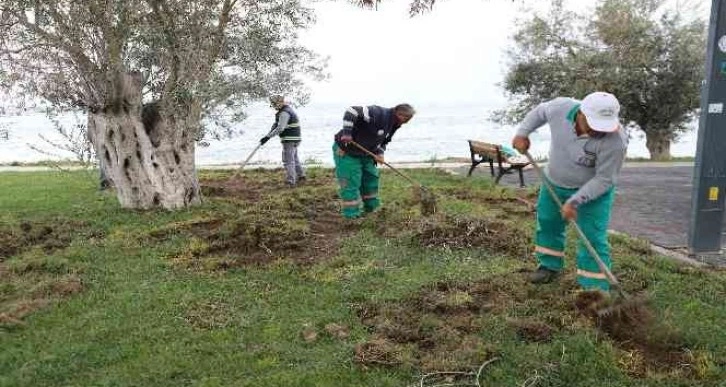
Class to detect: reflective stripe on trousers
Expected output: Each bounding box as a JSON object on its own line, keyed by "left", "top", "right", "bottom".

{"left": 332, "top": 143, "right": 380, "bottom": 218}
{"left": 534, "top": 180, "right": 615, "bottom": 291}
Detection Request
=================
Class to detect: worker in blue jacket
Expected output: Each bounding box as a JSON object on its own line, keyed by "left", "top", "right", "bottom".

{"left": 332, "top": 104, "right": 416, "bottom": 219}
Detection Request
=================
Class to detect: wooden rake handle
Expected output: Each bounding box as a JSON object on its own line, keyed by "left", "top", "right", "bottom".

{"left": 233, "top": 143, "right": 263, "bottom": 177}
{"left": 523, "top": 150, "right": 620, "bottom": 287}
{"left": 347, "top": 141, "right": 430, "bottom": 194}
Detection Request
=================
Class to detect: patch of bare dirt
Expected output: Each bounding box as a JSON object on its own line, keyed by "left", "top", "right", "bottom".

{"left": 162, "top": 171, "right": 354, "bottom": 269}
{"left": 324, "top": 323, "right": 350, "bottom": 339}
{"left": 1, "top": 273, "right": 84, "bottom": 329}
{"left": 355, "top": 276, "right": 701, "bottom": 379}
{"left": 1, "top": 218, "right": 97, "bottom": 329}
{"left": 298, "top": 321, "right": 351, "bottom": 343}
{"left": 201, "top": 175, "right": 281, "bottom": 201}
{"left": 199, "top": 168, "right": 332, "bottom": 201}
{"left": 301, "top": 324, "right": 319, "bottom": 343}
{"left": 354, "top": 338, "right": 403, "bottom": 367}
{"left": 574, "top": 291, "right": 696, "bottom": 378}
{"left": 507, "top": 318, "right": 554, "bottom": 343}
{"left": 0, "top": 219, "right": 97, "bottom": 260}
{"left": 354, "top": 278, "right": 527, "bottom": 371}
{"left": 413, "top": 215, "right": 532, "bottom": 257}
{"left": 440, "top": 186, "right": 538, "bottom": 215}
{"left": 206, "top": 208, "right": 346, "bottom": 266}
{"left": 33, "top": 276, "right": 84, "bottom": 298}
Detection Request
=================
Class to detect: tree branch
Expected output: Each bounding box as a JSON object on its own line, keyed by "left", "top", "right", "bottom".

{"left": 206, "top": 0, "right": 236, "bottom": 73}
{"left": 10, "top": 9, "right": 102, "bottom": 104}
{"left": 147, "top": 0, "right": 181, "bottom": 98}
{"left": 14, "top": 10, "right": 97, "bottom": 79}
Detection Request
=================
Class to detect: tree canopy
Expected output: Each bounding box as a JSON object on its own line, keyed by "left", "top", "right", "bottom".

{"left": 0, "top": 0, "right": 325, "bottom": 137}
{"left": 497, "top": 0, "right": 706, "bottom": 160}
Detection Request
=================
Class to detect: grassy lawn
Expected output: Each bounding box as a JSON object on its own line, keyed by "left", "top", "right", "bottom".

{"left": 1, "top": 168, "right": 724, "bottom": 387}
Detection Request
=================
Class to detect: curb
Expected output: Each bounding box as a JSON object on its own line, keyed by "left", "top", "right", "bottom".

{"left": 607, "top": 230, "right": 712, "bottom": 268}
{"left": 648, "top": 244, "right": 710, "bottom": 268}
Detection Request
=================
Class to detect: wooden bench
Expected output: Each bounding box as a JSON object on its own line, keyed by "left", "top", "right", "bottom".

{"left": 467, "top": 140, "right": 530, "bottom": 187}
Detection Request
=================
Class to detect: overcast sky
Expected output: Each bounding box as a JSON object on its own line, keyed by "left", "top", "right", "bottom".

{"left": 298, "top": 0, "right": 710, "bottom": 108}
{"left": 299, "top": 0, "right": 521, "bottom": 107}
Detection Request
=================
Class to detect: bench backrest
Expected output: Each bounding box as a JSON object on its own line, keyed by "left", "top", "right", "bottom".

{"left": 468, "top": 140, "right": 501, "bottom": 159}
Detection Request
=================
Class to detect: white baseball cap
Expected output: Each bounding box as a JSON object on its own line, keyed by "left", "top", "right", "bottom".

{"left": 580, "top": 92, "right": 621, "bottom": 132}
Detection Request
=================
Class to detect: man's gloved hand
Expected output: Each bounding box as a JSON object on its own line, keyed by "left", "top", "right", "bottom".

{"left": 374, "top": 155, "right": 385, "bottom": 165}
{"left": 512, "top": 135, "right": 530, "bottom": 153}
{"left": 259, "top": 136, "right": 270, "bottom": 145}
{"left": 339, "top": 134, "right": 353, "bottom": 144}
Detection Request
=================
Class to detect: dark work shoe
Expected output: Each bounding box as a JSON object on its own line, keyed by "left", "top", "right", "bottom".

{"left": 298, "top": 176, "right": 307, "bottom": 183}
{"left": 529, "top": 266, "right": 561, "bottom": 284}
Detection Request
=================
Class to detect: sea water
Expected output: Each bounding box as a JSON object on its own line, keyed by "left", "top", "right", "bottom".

{"left": 0, "top": 102, "right": 698, "bottom": 166}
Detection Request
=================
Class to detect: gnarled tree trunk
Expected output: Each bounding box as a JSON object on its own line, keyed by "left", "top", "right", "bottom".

{"left": 87, "top": 72, "right": 202, "bottom": 209}
{"left": 645, "top": 131, "right": 672, "bottom": 161}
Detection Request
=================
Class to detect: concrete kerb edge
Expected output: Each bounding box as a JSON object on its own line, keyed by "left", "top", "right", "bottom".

{"left": 607, "top": 230, "right": 710, "bottom": 268}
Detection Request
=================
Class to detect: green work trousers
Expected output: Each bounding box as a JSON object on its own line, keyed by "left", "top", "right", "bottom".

{"left": 332, "top": 143, "right": 380, "bottom": 218}
{"left": 535, "top": 180, "right": 615, "bottom": 291}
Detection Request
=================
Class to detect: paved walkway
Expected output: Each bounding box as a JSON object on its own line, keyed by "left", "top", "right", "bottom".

{"left": 609, "top": 165, "right": 696, "bottom": 249}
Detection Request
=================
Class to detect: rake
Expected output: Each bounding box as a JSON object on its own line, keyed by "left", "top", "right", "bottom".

{"left": 523, "top": 150, "right": 648, "bottom": 319}
{"left": 231, "top": 143, "right": 263, "bottom": 179}
{"left": 348, "top": 141, "right": 437, "bottom": 216}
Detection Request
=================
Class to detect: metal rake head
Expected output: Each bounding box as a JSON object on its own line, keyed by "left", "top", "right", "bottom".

{"left": 596, "top": 293, "right": 651, "bottom": 322}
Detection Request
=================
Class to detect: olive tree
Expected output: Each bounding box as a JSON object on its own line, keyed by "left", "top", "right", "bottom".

{"left": 497, "top": 0, "right": 705, "bottom": 160}
{"left": 0, "top": 0, "right": 324, "bottom": 208}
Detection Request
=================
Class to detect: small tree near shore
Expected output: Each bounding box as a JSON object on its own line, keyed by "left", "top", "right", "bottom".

{"left": 495, "top": 0, "right": 705, "bottom": 160}
{"left": 0, "top": 0, "right": 325, "bottom": 209}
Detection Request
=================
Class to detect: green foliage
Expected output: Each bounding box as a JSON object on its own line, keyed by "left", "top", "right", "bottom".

{"left": 0, "top": 0, "right": 326, "bottom": 138}
{"left": 351, "top": 0, "right": 437, "bottom": 16}
{"left": 497, "top": 0, "right": 706, "bottom": 159}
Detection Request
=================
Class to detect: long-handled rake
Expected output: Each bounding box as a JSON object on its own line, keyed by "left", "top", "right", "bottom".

{"left": 523, "top": 150, "right": 649, "bottom": 319}
{"left": 348, "top": 141, "right": 437, "bottom": 215}
{"left": 231, "top": 143, "right": 263, "bottom": 179}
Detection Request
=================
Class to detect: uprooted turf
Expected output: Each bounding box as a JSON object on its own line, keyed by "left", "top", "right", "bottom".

{"left": 1, "top": 168, "right": 724, "bottom": 386}
{"left": 0, "top": 219, "right": 100, "bottom": 327}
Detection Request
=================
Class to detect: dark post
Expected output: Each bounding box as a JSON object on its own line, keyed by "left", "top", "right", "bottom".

{"left": 688, "top": 0, "right": 726, "bottom": 254}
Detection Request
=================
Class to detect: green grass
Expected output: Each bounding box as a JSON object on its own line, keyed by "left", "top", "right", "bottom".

{"left": 0, "top": 168, "right": 724, "bottom": 386}
{"left": 0, "top": 159, "right": 90, "bottom": 167}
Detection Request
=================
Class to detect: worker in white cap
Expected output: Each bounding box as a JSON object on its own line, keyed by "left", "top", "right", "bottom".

{"left": 511, "top": 92, "right": 628, "bottom": 292}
